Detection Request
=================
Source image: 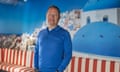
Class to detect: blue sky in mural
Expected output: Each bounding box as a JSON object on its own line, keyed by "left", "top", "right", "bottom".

{"left": 0, "top": 0, "right": 88, "bottom": 34}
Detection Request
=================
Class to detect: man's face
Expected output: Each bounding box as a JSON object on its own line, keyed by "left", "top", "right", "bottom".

{"left": 46, "top": 8, "right": 59, "bottom": 27}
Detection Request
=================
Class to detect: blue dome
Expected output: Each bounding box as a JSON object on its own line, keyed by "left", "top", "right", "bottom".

{"left": 83, "top": 0, "right": 120, "bottom": 12}
{"left": 73, "top": 22, "right": 120, "bottom": 57}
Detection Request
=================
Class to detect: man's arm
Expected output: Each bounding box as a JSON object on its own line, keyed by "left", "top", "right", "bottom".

{"left": 57, "top": 32, "right": 72, "bottom": 72}
{"left": 34, "top": 37, "right": 39, "bottom": 70}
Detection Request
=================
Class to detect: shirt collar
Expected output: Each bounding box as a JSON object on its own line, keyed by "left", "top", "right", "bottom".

{"left": 46, "top": 25, "right": 60, "bottom": 32}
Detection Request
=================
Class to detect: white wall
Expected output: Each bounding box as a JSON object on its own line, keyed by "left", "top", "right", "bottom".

{"left": 81, "top": 8, "right": 118, "bottom": 27}
{"left": 96, "top": 8, "right": 118, "bottom": 24}
{"left": 81, "top": 10, "right": 97, "bottom": 27}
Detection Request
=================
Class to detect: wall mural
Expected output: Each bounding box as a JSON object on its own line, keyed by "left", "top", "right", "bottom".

{"left": 0, "top": 0, "right": 120, "bottom": 58}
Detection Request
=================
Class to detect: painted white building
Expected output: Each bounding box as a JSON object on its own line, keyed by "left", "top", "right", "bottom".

{"left": 81, "top": 0, "right": 120, "bottom": 27}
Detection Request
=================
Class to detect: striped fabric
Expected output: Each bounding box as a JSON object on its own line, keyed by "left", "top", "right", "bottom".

{"left": 65, "top": 56, "right": 120, "bottom": 72}
{"left": 0, "top": 62, "right": 34, "bottom": 72}
{"left": 3, "top": 48, "right": 34, "bottom": 68}
{"left": 1, "top": 48, "right": 34, "bottom": 72}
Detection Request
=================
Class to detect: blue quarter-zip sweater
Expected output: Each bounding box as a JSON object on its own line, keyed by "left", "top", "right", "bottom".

{"left": 34, "top": 25, "right": 72, "bottom": 72}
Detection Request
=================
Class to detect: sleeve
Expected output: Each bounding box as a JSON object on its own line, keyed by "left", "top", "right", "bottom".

{"left": 57, "top": 31, "right": 72, "bottom": 72}
{"left": 34, "top": 35, "right": 39, "bottom": 70}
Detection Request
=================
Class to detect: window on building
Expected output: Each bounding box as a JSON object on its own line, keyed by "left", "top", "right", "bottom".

{"left": 87, "top": 16, "right": 91, "bottom": 24}
{"left": 103, "top": 15, "right": 108, "bottom": 22}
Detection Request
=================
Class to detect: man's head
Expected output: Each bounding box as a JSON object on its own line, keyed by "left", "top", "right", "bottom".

{"left": 46, "top": 5, "right": 60, "bottom": 28}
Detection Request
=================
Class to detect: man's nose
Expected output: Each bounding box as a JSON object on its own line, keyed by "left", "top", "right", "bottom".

{"left": 51, "top": 14, "right": 55, "bottom": 17}
{"left": 51, "top": 15, "right": 55, "bottom": 18}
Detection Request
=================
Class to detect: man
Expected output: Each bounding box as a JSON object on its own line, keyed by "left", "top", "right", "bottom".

{"left": 34, "top": 5, "right": 72, "bottom": 72}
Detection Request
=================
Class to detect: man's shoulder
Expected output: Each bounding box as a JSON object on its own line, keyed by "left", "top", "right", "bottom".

{"left": 59, "top": 26, "right": 68, "bottom": 33}
{"left": 40, "top": 28, "right": 47, "bottom": 32}
{"left": 38, "top": 28, "right": 47, "bottom": 35}
{"left": 58, "top": 26, "right": 70, "bottom": 37}
{"left": 59, "top": 26, "right": 70, "bottom": 34}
